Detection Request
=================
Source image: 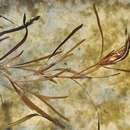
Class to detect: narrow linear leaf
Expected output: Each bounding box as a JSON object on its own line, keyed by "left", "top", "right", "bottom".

{"left": 8, "top": 113, "right": 40, "bottom": 126}
{"left": 0, "top": 14, "right": 28, "bottom": 61}
{"left": 33, "top": 93, "right": 69, "bottom": 121}
{"left": 49, "top": 24, "right": 83, "bottom": 60}
{"left": 9, "top": 80, "right": 65, "bottom": 129}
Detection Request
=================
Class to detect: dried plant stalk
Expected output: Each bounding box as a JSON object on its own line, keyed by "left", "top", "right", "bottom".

{"left": 0, "top": 4, "right": 128, "bottom": 129}
{"left": 0, "top": 13, "right": 85, "bottom": 129}
{"left": 71, "top": 4, "right": 130, "bottom": 78}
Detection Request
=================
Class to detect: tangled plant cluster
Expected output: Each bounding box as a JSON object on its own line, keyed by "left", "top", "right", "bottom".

{"left": 0, "top": 4, "right": 130, "bottom": 130}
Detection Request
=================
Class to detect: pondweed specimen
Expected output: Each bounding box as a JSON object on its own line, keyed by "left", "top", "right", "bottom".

{"left": 0, "top": 13, "right": 87, "bottom": 129}
{"left": 69, "top": 4, "right": 130, "bottom": 78}
{"left": 0, "top": 4, "right": 128, "bottom": 129}
{"left": 73, "top": 4, "right": 130, "bottom": 130}
{"left": 0, "top": 14, "right": 66, "bottom": 128}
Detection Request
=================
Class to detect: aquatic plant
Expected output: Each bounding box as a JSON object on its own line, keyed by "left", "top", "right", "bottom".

{"left": 0, "top": 3, "right": 129, "bottom": 130}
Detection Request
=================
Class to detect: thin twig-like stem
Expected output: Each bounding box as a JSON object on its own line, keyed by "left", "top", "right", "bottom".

{"left": 0, "top": 16, "right": 40, "bottom": 37}
{"left": 0, "top": 15, "right": 15, "bottom": 24}
{"left": 0, "top": 14, "right": 28, "bottom": 61}
{"left": 93, "top": 4, "right": 104, "bottom": 59}
{"left": 48, "top": 24, "right": 83, "bottom": 60}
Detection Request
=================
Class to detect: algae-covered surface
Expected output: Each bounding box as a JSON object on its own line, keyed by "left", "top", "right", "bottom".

{"left": 0, "top": 0, "right": 130, "bottom": 130}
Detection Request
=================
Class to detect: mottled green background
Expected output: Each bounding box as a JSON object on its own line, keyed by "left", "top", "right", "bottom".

{"left": 0, "top": 0, "right": 130, "bottom": 130}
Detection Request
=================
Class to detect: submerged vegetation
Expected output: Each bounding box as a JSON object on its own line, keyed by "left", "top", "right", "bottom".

{"left": 0, "top": 2, "right": 130, "bottom": 130}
